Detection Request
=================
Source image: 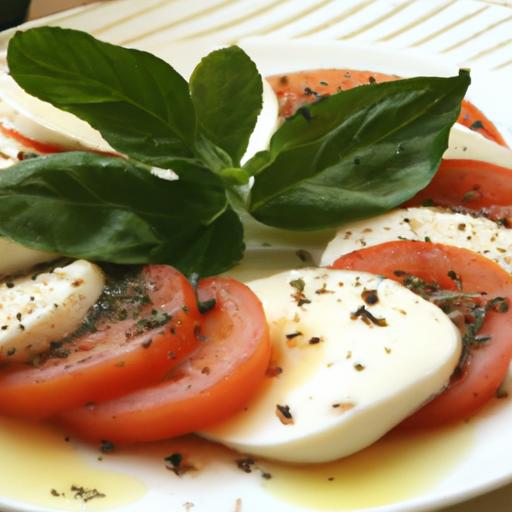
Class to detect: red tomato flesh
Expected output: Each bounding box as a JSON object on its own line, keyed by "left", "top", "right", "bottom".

{"left": 267, "top": 69, "right": 508, "bottom": 147}
{"left": 405, "top": 159, "right": 512, "bottom": 223}
{"left": 0, "top": 265, "right": 201, "bottom": 419}
{"left": 332, "top": 241, "right": 512, "bottom": 428}
{"left": 58, "top": 276, "right": 271, "bottom": 444}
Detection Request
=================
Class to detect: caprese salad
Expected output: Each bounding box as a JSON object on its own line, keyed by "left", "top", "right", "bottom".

{"left": 0, "top": 26, "right": 510, "bottom": 467}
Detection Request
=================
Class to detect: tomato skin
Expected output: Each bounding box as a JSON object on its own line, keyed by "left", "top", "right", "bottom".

{"left": 406, "top": 159, "right": 512, "bottom": 222}
{"left": 267, "top": 69, "right": 507, "bottom": 147}
{"left": 331, "top": 241, "right": 512, "bottom": 428}
{"left": 0, "top": 266, "right": 201, "bottom": 420}
{"left": 0, "top": 123, "right": 66, "bottom": 154}
{"left": 58, "top": 277, "right": 271, "bottom": 444}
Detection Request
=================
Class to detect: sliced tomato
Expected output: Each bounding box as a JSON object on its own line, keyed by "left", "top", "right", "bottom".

{"left": 406, "top": 159, "right": 512, "bottom": 223}
{"left": 331, "top": 241, "right": 512, "bottom": 428}
{"left": 0, "top": 265, "right": 201, "bottom": 420}
{"left": 267, "top": 69, "right": 508, "bottom": 147}
{"left": 58, "top": 276, "right": 271, "bottom": 444}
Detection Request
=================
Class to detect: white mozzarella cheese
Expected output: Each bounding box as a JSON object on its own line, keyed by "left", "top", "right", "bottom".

{"left": 0, "top": 260, "right": 105, "bottom": 362}
{"left": 201, "top": 268, "right": 461, "bottom": 463}
{"left": 320, "top": 207, "right": 512, "bottom": 273}
{"left": 0, "top": 237, "right": 58, "bottom": 277}
{"left": 0, "top": 72, "right": 279, "bottom": 165}
{"left": 446, "top": 124, "right": 512, "bottom": 170}
{"left": 0, "top": 72, "right": 112, "bottom": 153}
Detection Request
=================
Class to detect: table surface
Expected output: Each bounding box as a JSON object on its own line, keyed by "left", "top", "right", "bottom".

{"left": 9, "top": 1, "right": 512, "bottom": 511}
{"left": 28, "top": 0, "right": 99, "bottom": 20}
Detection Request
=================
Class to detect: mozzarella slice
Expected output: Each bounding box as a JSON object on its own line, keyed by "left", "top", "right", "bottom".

{"left": 0, "top": 72, "right": 112, "bottom": 153}
{"left": 0, "top": 238, "right": 58, "bottom": 277}
{"left": 0, "top": 71, "right": 279, "bottom": 164}
{"left": 201, "top": 268, "right": 461, "bottom": 463}
{"left": 320, "top": 207, "right": 512, "bottom": 273}
{"left": 0, "top": 260, "right": 105, "bottom": 362}
{"left": 446, "top": 124, "right": 512, "bottom": 169}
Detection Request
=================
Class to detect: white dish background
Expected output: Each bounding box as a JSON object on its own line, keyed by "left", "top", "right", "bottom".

{"left": 0, "top": 32, "right": 511, "bottom": 512}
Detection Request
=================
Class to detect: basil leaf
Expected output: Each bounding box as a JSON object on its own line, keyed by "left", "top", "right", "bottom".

{"left": 0, "top": 152, "right": 228, "bottom": 269}
{"left": 7, "top": 27, "right": 196, "bottom": 168}
{"left": 249, "top": 71, "right": 470, "bottom": 230}
{"left": 157, "top": 207, "right": 244, "bottom": 277}
{"left": 190, "top": 46, "right": 263, "bottom": 166}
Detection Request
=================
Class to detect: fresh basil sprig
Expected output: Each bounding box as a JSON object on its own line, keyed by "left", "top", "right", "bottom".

{"left": 248, "top": 71, "right": 470, "bottom": 229}
{"left": 1, "top": 27, "right": 470, "bottom": 276}
{"left": 0, "top": 152, "right": 242, "bottom": 274}
{"left": 190, "top": 46, "right": 263, "bottom": 167}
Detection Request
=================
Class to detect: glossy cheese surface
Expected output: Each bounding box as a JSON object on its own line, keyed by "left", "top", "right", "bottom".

{"left": 320, "top": 207, "right": 512, "bottom": 273}
{"left": 201, "top": 268, "right": 461, "bottom": 463}
{"left": 0, "top": 260, "right": 104, "bottom": 361}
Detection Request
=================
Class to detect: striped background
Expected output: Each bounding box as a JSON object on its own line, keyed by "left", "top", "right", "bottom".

{"left": 4, "top": 0, "right": 512, "bottom": 74}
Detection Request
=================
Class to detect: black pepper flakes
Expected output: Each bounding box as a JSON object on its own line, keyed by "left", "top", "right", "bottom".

{"left": 470, "top": 120, "right": 484, "bottom": 130}
{"left": 236, "top": 457, "right": 255, "bottom": 473}
{"left": 361, "top": 289, "right": 379, "bottom": 305}
{"left": 164, "top": 452, "right": 195, "bottom": 476}
{"left": 276, "top": 404, "right": 294, "bottom": 425}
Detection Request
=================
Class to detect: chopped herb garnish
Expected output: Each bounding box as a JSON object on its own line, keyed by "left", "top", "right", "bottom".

{"left": 99, "top": 440, "right": 115, "bottom": 453}
{"left": 315, "top": 283, "right": 334, "bottom": 294}
{"left": 70, "top": 485, "right": 106, "bottom": 503}
{"left": 447, "top": 270, "right": 463, "bottom": 290}
{"left": 350, "top": 305, "right": 388, "bottom": 327}
{"left": 189, "top": 273, "right": 216, "bottom": 314}
{"left": 462, "top": 189, "right": 481, "bottom": 202}
{"left": 290, "top": 277, "right": 311, "bottom": 307}
{"left": 285, "top": 331, "right": 302, "bottom": 340}
{"left": 276, "top": 404, "right": 294, "bottom": 425}
{"left": 470, "top": 120, "right": 484, "bottom": 130}
{"left": 289, "top": 278, "right": 305, "bottom": 292}
{"left": 164, "top": 452, "right": 195, "bottom": 476}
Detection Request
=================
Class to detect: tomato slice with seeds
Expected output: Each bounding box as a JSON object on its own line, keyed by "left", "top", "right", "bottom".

{"left": 58, "top": 276, "right": 271, "bottom": 444}
{"left": 0, "top": 265, "right": 201, "bottom": 419}
{"left": 331, "top": 241, "right": 512, "bottom": 428}
{"left": 267, "top": 69, "right": 508, "bottom": 147}
{"left": 405, "top": 159, "right": 512, "bottom": 223}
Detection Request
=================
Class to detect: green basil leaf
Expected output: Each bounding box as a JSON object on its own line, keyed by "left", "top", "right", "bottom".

{"left": 190, "top": 46, "right": 263, "bottom": 166}
{"left": 0, "top": 152, "right": 228, "bottom": 270}
{"left": 156, "top": 207, "right": 244, "bottom": 277}
{"left": 249, "top": 71, "right": 470, "bottom": 230}
{"left": 7, "top": 27, "right": 196, "bottom": 168}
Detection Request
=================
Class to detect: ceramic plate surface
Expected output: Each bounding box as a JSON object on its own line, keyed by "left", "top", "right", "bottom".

{"left": 0, "top": 5, "right": 511, "bottom": 512}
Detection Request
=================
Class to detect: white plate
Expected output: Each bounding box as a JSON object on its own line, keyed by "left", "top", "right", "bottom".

{"left": 0, "top": 35, "right": 512, "bottom": 512}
